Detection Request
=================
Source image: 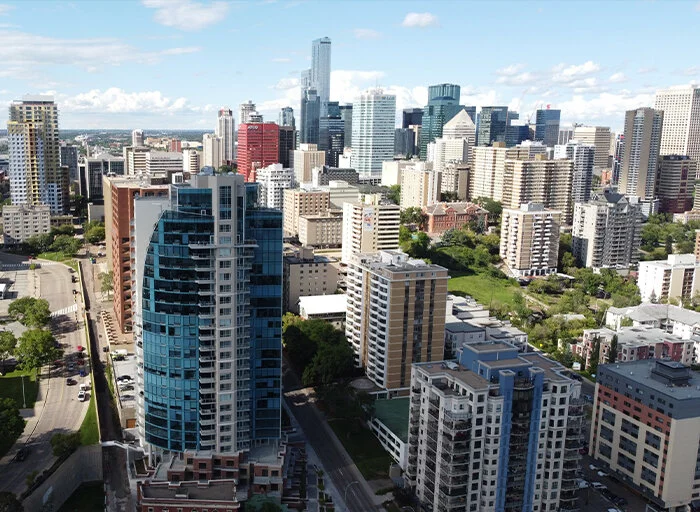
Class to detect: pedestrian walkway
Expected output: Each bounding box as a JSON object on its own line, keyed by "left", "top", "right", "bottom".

{"left": 1, "top": 262, "right": 56, "bottom": 270}
{"left": 51, "top": 303, "right": 78, "bottom": 317}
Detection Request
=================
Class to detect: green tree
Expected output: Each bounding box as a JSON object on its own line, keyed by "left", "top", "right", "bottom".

{"left": 386, "top": 185, "right": 401, "bottom": 205}
{"left": 218, "top": 164, "right": 233, "bottom": 174}
{"left": 15, "top": 329, "right": 60, "bottom": 372}
{"left": 560, "top": 252, "right": 576, "bottom": 272}
{"left": 589, "top": 337, "right": 601, "bottom": 374}
{"left": 8, "top": 297, "right": 51, "bottom": 327}
{"left": 85, "top": 226, "right": 105, "bottom": 245}
{"left": 50, "top": 234, "right": 82, "bottom": 256}
{"left": 50, "top": 224, "right": 75, "bottom": 237}
{"left": 302, "top": 341, "right": 355, "bottom": 387}
{"left": 0, "top": 399, "right": 24, "bottom": 452}
{"left": 402, "top": 231, "right": 431, "bottom": 259}
{"left": 99, "top": 271, "right": 113, "bottom": 297}
{"left": 70, "top": 194, "right": 88, "bottom": 219}
{"left": 440, "top": 190, "right": 459, "bottom": 202}
{"left": 609, "top": 335, "right": 618, "bottom": 364}
{"left": 24, "top": 233, "right": 53, "bottom": 254}
{"left": 0, "top": 491, "right": 23, "bottom": 512}
{"left": 473, "top": 197, "right": 503, "bottom": 224}
{"left": 0, "top": 331, "right": 17, "bottom": 367}
{"left": 400, "top": 207, "right": 426, "bottom": 227}
{"left": 50, "top": 432, "right": 81, "bottom": 458}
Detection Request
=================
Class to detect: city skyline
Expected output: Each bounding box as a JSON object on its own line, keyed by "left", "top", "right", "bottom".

{"left": 0, "top": 1, "right": 697, "bottom": 129}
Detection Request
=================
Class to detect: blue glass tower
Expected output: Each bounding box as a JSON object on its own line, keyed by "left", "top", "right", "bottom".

{"left": 535, "top": 108, "right": 561, "bottom": 147}
{"left": 419, "top": 83, "right": 470, "bottom": 158}
{"left": 135, "top": 172, "right": 282, "bottom": 456}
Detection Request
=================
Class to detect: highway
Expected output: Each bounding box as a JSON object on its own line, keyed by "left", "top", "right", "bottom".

{"left": 0, "top": 254, "right": 89, "bottom": 496}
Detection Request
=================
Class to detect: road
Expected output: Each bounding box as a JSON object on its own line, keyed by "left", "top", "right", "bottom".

{"left": 283, "top": 362, "right": 379, "bottom": 512}
{"left": 0, "top": 253, "right": 89, "bottom": 496}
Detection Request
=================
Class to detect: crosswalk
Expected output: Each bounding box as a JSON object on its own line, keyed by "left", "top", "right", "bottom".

{"left": 0, "top": 262, "right": 57, "bottom": 270}
{"left": 51, "top": 304, "right": 78, "bottom": 317}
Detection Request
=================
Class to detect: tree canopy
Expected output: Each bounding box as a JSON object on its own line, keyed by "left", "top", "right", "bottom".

{"left": 386, "top": 185, "right": 400, "bottom": 205}
{"left": 8, "top": 297, "right": 51, "bottom": 328}
{"left": 15, "top": 329, "right": 60, "bottom": 372}
{"left": 0, "top": 331, "right": 17, "bottom": 365}
{"left": 0, "top": 398, "right": 25, "bottom": 454}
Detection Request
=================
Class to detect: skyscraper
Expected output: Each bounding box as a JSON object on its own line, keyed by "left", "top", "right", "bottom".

{"left": 419, "top": 83, "right": 463, "bottom": 158}
{"left": 339, "top": 104, "right": 353, "bottom": 147}
{"left": 237, "top": 122, "right": 280, "bottom": 182}
{"left": 132, "top": 129, "right": 144, "bottom": 147}
{"left": 656, "top": 155, "right": 698, "bottom": 214}
{"left": 351, "top": 89, "right": 396, "bottom": 180}
{"left": 477, "top": 106, "right": 509, "bottom": 146}
{"left": 319, "top": 101, "right": 345, "bottom": 167}
{"left": 216, "top": 108, "right": 234, "bottom": 163}
{"left": 619, "top": 107, "right": 664, "bottom": 200}
{"left": 60, "top": 142, "right": 79, "bottom": 182}
{"left": 554, "top": 140, "right": 595, "bottom": 205}
{"left": 573, "top": 125, "right": 612, "bottom": 169}
{"left": 654, "top": 86, "right": 700, "bottom": 160}
{"left": 202, "top": 133, "right": 222, "bottom": 169}
{"left": 311, "top": 37, "right": 331, "bottom": 116}
{"left": 133, "top": 171, "right": 283, "bottom": 457}
{"left": 239, "top": 100, "right": 256, "bottom": 124}
{"left": 278, "top": 106, "right": 295, "bottom": 128}
{"left": 300, "top": 88, "right": 320, "bottom": 145}
{"left": 8, "top": 96, "right": 69, "bottom": 214}
{"left": 534, "top": 108, "right": 561, "bottom": 147}
{"left": 278, "top": 126, "right": 295, "bottom": 168}
{"left": 402, "top": 108, "right": 423, "bottom": 129}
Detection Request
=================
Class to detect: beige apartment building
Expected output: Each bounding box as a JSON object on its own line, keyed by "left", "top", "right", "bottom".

{"left": 399, "top": 163, "right": 441, "bottom": 209}
{"left": 298, "top": 211, "right": 343, "bottom": 247}
{"left": 500, "top": 203, "right": 562, "bottom": 277}
{"left": 440, "top": 161, "right": 470, "bottom": 200}
{"left": 654, "top": 85, "right": 700, "bottom": 160}
{"left": 573, "top": 125, "right": 612, "bottom": 169}
{"left": 293, "top": 143, "right": 325, "bottom": 184}
{"left": 282, "top": 188, "right": 330, "bottom": 238}
{"left": 1, "top": 204, "right": 51, "bottom": 245}
{"left": 123, "top": 145, "right": 150, "bottom": 175}
{"left": 345, "top": 250, "right": 448, "bottom": 392}
{"left": 282, "top": 246, "right": 339, "bottom": 314}
{"left": 341, "top": 200, "right": 401, "bottom": 263}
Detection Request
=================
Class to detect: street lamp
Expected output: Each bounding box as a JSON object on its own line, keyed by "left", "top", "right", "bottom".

{"left": 344, "top": 480, "right": 359, "bottom": 505}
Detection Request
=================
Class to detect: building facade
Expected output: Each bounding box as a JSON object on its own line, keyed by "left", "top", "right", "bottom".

{"left": 477, "top": 106, "right": 509, "bottom": 146}
{"left": 654, "top": 85, "right": 700, "bottom": 160}
{"left": 255, "top": 164, "right": 294, "bottom": 210}
{"left": 351, "top": 89, "right": 396, "bottom": 180}
{"left": 341, "top": 201, "right": 400, "bottom": 263}
{"left": 282, "top": 188, "right": 330, "bottom": 238}
{"left": 500, "top": 203, "right": 561, "bottom": 277}
{"left": 293, "top": 144, "right": 325, "bottom": 184}
{"left": 638, "top": 253, "right": 700, "bottom": 303}
{"left": 299, "top": 88, "right": 320, "bottom": 145}
{"left": 419, "top": 84, "right": 465, "bottom": 158}
{"left": 278, "top": 126, "right": 295, "bottom": 168}
{"left": 237, "top": 123, "right": 280, "bottom": 183}
{"left": 572, "top": 125, "right": 611, "bottom": 170}
{"left": 400, "top": 163, "right": 441, "bottom": 209}
{"left": 554, "top": 140, "right": 595, "bottom": 205}
{"left": 278, "top": 106, "right": 295, "bottom": 128}
{"left": 656, "top": 155, "right": 698, "bottom": 214}
{"left": 311, "top": 37, "right": 331, "bottom": 116}
{"left": 298, "top": 212, "right": 343, "bottom": 247}
{"left": 1, "top": 204, "right": 51, "bottom": 246}
{"left": 423, "top": 202, "right": 488, "bottom": 235}
{"left": 82, "top": 153, "right": 125, "bottom": 202}
{"left": 60, "top": 143, "right": 79, "bottom": 182}
{"left": 216, "top": 108, "right": 235, "bottom": 163}
{"left": 534, "top": 108, "right": 561, "bottom": 147}
{"left": 619, "top": 108, "right": 664, "bottom": 200}
{"left": 202, "top": 134, "right": 223, "bottom": 170}
{"left": 239, "top": 100, "right": 256, "bottom": 125}
{"left": 283, "top": 246, "right": 339, "bottom": 314}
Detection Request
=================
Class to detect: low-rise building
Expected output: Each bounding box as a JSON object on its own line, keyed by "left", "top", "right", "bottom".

{"left": 423, "top": 201, "right": 488, "bottom": 235}
{"left": 298, "top": 294, "right": 347, "bottom": 329}
{"left": 369, "top": 398, "right": 409, "bottom": 469}
{"left": 298, "top": 210, "right": 343, "bottom": 247}
{"left": 2, "top": 204, "right": 51, "bottom": 245}
{"left": 341, "top": 199, "right": 400, "bottom": 263}
{"left": 311, "top": 165, "right": 359, "bottom": 187}
{"left": 606, "top": 303, "right": 700, "bottom": 339}
{"left": 282, "top": 188, "right": 330, "bottom": 238}
{"left": 283, "top": 246, "right": 339, "bottom": 314}
{"left": 638, "top": 254, "right": 700, "bottom": 303}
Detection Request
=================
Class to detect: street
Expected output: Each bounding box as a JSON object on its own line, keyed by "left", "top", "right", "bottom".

{"left": 0, "top": 253, "right": 89, "bottom": 496}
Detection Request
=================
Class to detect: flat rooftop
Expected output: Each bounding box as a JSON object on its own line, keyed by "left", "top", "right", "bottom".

{"left": 299, "top": 294, "right": 347, "bottom": 316}
{"left": 601, "top": 360, "right": 700, "bottom": 400}
{"left": 466, "top": 341, "right": 515, "bottom": 353}
{"left": 141, "top": 480, "right": 237, "bottom": 502}
{"left": 373, "top": 397, "right": 410, "bottom": 443}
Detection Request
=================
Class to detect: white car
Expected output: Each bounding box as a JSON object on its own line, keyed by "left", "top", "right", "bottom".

{"left": 591, "top": 482, "right": 607, "bottom": 490}
{"left": 597, "top": 470, "right": 609, "bottom": 478}
{"left": 77, "top": 390, "right": 87, "bottom": 402}
{"left": 577, "top": 479, "right": 590, "bottom": 489}
{"left": 589, "top": 464, "right": 600, "bottom": 471}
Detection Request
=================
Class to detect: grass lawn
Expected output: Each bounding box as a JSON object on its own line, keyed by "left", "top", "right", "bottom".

{"left": 37, "top": 252, "right": 79, "bottom": 271}
{"left": 57, "top": 481, "right": 104, "bottom": 512}
{"left": 328, "top": 419, "right": 393, "bottom": 481}
{"left": 448, "top": 272, "right": 521, "bottom": 307}
{"left": 79, "top": 391, "right": 99, "bottom": 445}
{"left": 0, "top": 369, "right": 38, "bottom": 409}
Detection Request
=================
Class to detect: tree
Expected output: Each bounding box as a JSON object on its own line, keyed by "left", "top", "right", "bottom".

{"left": 24, "top": 233, "right": 53, "bottom": 254}
{"left": 0, "top": 331, "right": 17, "bottom": 367}
{"left": 50, "top": 224, "right": 75, "bottom": 237}
{"left": 50, "top": 234, "right": 82, "bottom": 256}
{"left": 473, "top": 197, "right": 502, "bottom": 224}
{"left": 400, "top": 207, "right": 426, "bottom": 227}
{"left": 85, "top": 226, "right": 105, "bottom": 245}
{"left": 609, "top": 335, "right": 618, "bottom": 364}
{"left": 8, "top": 297, "right": 51, "bottom": 327}
{"left": 0, "top": 491, "right": 23, "bottom": 512}
{"left": 99, "top": 271, "right": 113, "bottom": 297}
{"left": 218, "top": 164, "right": 233, "bottom": 174}
{"left": 0, "top": 399, "right": 24, "bottom": 453}
{"left": 402, "top": 231, "right": 431, "bottom": 259}
{"left": 440, "top": 191, "right": 459, "bottom": 202}
{"left": 15, "top": 329, "right": 60, "bottom": 372}
{"left": 70, "top": 194, "right": 88, "bottom": 219}
{"left": 386, "top": 185, "right": 401, "bottom": 205}
{"left": 50, "top": 432, "right": 81, "bottom": 458}
{"left": 589, "top": 338, "right": 601, "bottom": 374}
{"left": 302, "top": 341, "right": 355, "bottom": 387}
{"left": 560, "top": 252, "right": 576, "bottom": 273}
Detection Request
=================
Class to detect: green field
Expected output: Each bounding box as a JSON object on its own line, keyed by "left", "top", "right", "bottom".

{"left": 37, "top": 253, "right": 79, "bottom": 271}
{"left": 328, "top": 420, "right": 393, "bottom": 481}
{"left": 447, "top": 272, "right": 521, "bottom": 307}
{"left": 0, "top": 369, "right": 38, "bottom": 409}
{"left": 57, "top": 481, "right": 104, "bottom": 512}
{"left": 79, "top": 392, "right": 99, "bottom": 445}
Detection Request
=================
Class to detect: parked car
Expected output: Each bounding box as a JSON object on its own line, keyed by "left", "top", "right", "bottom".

{"left": 80, "top": 383, "right": 91, "bottom": 392}
{"left": 14, "top": 447, "right": 30, "bottom": 462}
{"left": 589, "top": 464, "right": 600, "bottom": 471}
{"left": 591, "top": 482, "right": 607, "bottom": 490}
{"left": 597, "top": 470, "right": 609, "bottom": 478}
{"left": 120, "top": 385, "right": 134, "bottom": 392}
{"left": 77, "top": 390, "right": 87, "bottom": 402}
{"left": 117, "top": 375, "right": 132, "bottom": 381}
{"left": 577, "top": 479, "right": 589, "bottom": 489}
{"left": 66, "top": 378, "right": 77, "bottom": 386}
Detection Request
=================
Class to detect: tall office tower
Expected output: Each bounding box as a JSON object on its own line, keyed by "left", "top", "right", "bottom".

{"left": 339, "top": 104, "right": 353, "bottom": 147}
{"left": 428, "top": 109, "right": 475, "bottom": 171}
{"left": 123, "top": 146, "right": 150, "bottom": 175}
{"left": 654, "top": 85, "right": 700, "bottom": 159}
{"left": 612, "top": 134, "right": 625, "bottom": 184}
{"left": 502, "top": 157, "right": 573, "bottom": 221}
{"left": 202, "top": 134, "right": 223, "bottom": 169}
{"left": 400, "top": 162, "right": 441, "bottom": 209}
{"left": 311, "top": 37, "right": 331, "bottom": 116}
{"left": 300, "top": 69, "right": 311, "bottom": 90}
{"left": 216, "top": 108, "right": 235, "bottom": 163}
{"left": 590, "top": 361, "right": 700, "bottom": 511}
{"left": 132, "top": 129, "right": 144, "bottom": 147}
{"left": 278, "top": 106, "right": 295, "bottom": 128}
{"left": 477, "top": 106, "right": 509, "bottom": 146}
{"left": 554, "top": 140, "right": 595, "bottom": 205}
{"left": 406, "top": 343, "right": 582, "bottom": 512}
{"left": 81, "top": 154, "right": 125, "bottom": 203}
{"left": 237, "top": 122, "right": 280, "bottom": 183}
{"left": 534, "top": 108, "right": 561, "bottom": 147}
{"left": 293, "top": 144, "right": 325, "bottom": 184}
{"left": 619, "top": 108, "right": 664, "bottom": 200}
{"left": 558, "top": 126, "right": 574, "bottom": 145}
{"left": 402, "top": 107, "right": 423, "bottom": 129}
{"left": 500, "top": 203, "right": 562, "bottom": 277}
{"left": 133, "top": 171, "right": 283, "bottom": 457}
{"left": 256, "top": 163, "right": 295, "bottom": 210}
{"left": 103, "top": 175, "right": 169, "bottom": 333}
{"left": 505, "top": 123, "right": 531, "bottom": 147}
{"left": 341, "top": 200, "right": 400, "bottom": 263}
{"left": 419, "top": 83, "right": 463, "bottom": 158}
{"left": 239, "top": 100, "right": 256, "bottom": 125}
{"left": 282, "top": 187, "right": 330, "bottom": 238}
{"left": 345, "top": 250, "right": 448, "bottom": 390}
{"left": 182, "top": 148, "right": 201, "bottom": 174}
{"left": 318, "top": 101, "right": 344, "bottom": 166}
{"left": 394, "top": 128, "right": 416, "bottom": 157}
{"left": 442, "top": 108, "right": 476, "bottom": 144}
{"left": 8, "top": 96, "right": 69, "bottom": 214}
{"left": 300, "top": 88, "right": 320, "bottom": 145}
{"left": 278, "top": 126, "right": 295, "bottom": 168}
{"left": 351, "top": 89, "right": 396, "bottom": 180}
{"left": 471, "top": 143, "right": 547, "bottom": 201}
{"left": 656, "top": 155, "right": 698, "bottom": 214}
{"left": 60, "top": 142, "right": 79, "bottom": 182}
{"left": 573, "top": 125, "right": 612, "bottom": 169}
{"left": 572, "top": 192, "right": 643, "bottom": 269}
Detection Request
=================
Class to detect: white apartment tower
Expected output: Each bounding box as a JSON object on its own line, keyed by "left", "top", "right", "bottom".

{"left": 293, "top": 143, "right": 326, "bottom": 184}
{"left": 132, "top": 129, "right": 145, "bottom": 147}
{"left": 400, "top": 162, "right": 441, "bottom": 209}
{"left": 619, "top": 108, "right": 664, "bottom": 200}
{"left": 351, "top": 89, "right": 396, "bottom": 180}
{"left": 341, "top": 200, "right": 400, "bottom": 263}
{"left": 573, "top": 125, "right": 611, "bottom": 169}
{"left": 256, "top": 163, "right": 295, "bottom": 210}
{"left": 216, "top": 108, "right": 235, "bottom": 163}
{"left": 239, "top": 100, "right": 256, "bottom": 125}
{"left": 182, "top": 148, "right": 201, "bottom": 174}
{"left": 554, "top": 140, "right": 595, "bottom": 205}
{"left": 202, "top": 133, "right": 223, "bottom": 169}
{"left": 654, "top": 86, "right": 700, "bottom": 160}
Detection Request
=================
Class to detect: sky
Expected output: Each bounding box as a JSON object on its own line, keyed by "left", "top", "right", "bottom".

{"left": 0, "top": 0, "right": 698, "bottom": 131}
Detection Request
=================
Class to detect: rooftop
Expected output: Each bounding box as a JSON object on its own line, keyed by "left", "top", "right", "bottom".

{"left": 140, "top": 480, "right": 238, "bottom": 502}
{"left": 298, "top": 294, "right": 347, "bottom": 316}
{"left": 424, "top": 202, "right": 488, "bottom": 216}
{"left": 600, "top": 360, "right": 700, "bottom": 400}
{"left": 615, "top": 325, "right": 692, "bottom": 346}
{"left": 373, "top": 398, "right": 410, "bottom": 443}
{"left": 608, "top": 303, "right": 700, "bottom": 327}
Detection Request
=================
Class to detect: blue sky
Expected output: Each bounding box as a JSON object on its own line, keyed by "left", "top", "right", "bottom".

{"left": 0, "top": 0, "right": 697, "bottom": 130}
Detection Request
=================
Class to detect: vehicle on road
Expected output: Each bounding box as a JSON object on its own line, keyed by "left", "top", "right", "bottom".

{"left": 67, "top": 363, "right": 75, "bottom": 371}
{"left": 80, "top": 383, "right": 91, "bottom": 392}
{"left": 597, "top": 470, "right": 609, "bottom": 478}
{"left": 120, "top": 385, "right": 134, "bottom": 392}
{"left": 117, "top": 375, "right": 132, "bottom": 382}
{"left": 14, "top": 447, "right": 30, "bottom": 462}
{"left": 576, "top": 479, "right": 589, "bottom": 489}
{"left": 66, "top": 378, "right": 77, "bottom": 386}
{"left": 591, "top": 482, "right": 607, "bottom": 490}
{"left": 71, "top": 276, "right": 77, "bottom": 283}
{"left": 589, "top": 464, "right": 600, "bottom": 471}
{"left": 78, "top": 390, "right": 87, "bottom": 402}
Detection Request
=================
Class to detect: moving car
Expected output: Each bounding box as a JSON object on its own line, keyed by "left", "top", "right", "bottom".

{"left": 66, "top": 378, "right": 77, "bottom": 386}
{"left": 14, "top": 447, "right": 30, "bottom": 462}
{"left": 77, "top": 390, "right": 87, "bottom": 402}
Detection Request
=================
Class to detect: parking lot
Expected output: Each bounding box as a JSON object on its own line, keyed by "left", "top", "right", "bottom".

{"left": 579, "top": 454, "right": 650, "bottom": 511}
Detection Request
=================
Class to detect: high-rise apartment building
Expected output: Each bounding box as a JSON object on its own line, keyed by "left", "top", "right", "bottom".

{"left": 590, "top": 360, "right": 700, "bottom": 511}
{"left": 345, "top": 250, "right": 448, "bottom": 391}
{"left": 638, "top": 254, "right": 700, "bottom": 303}
{"left": 124, "top": 145, "right": 150, "bottom": 175}
{"left": 572, "top": 192, "right": 643, "bottom": 269}
{"left": 477, "top": 106, "right": 509, "bottom": 146}
{"left": 183, "top": 148, "right": 200, "bottom": 175}
{"left": 654, "top": 85, "right": 700, "bottom": 160}
{"left": 534, "top": 108, "right": 561, "bottom": 147}
{"left": 202, "top": 134, "right": 222, "bottom": 169}
{"left": 419, "top": 84, "right": 464, "bottom": 158}
{"left": 573, "top": 125, "right": 611, "bottom": 169}
{"left": 278, "top": 126, "right": 295, "bottom": 168}
{"left": 237, "top": 123, "right": 280, "bottom": 183}
{"left": 60, "top": 143, "right": 79, "bottom": 182}
{"left": 656, "top": 155, "right": 698, "bottom": 214}
{"left": 311, "top": 37, "right": 331, "bottom": 116}
{"left": 255, "top": 163, "right": 294, "bottom": 210}
{"left": 440, "top": 162, "right": 471, "bottom": 200}
{"left": 500, "top": 203, "right": 561, "bottom": 277}
{"left": 282, "top": 188, "right": 330, "bottom": 238}
{"left": 341, "top": 200, "right": 400, "bottom": 263}
{"left": 293, "top": 144, "right": 325, "bottom": 184}
{"left": 8, "top": 96, "right": 69, "bottom": 214}
{"left": 216, "top": 108, "right": 235, "bottom": 163}
{"left": 406, "top": 342, "right": 583, "bottom": 512}
{"left": 81, "top": 154, "right": 125, "bottom": 203}
{"left": 351, "top": 89, "right": 396, "bottom": 180}
{"left": 400, "top": 162, "right": 441, "bottom": 209}
{"left": 339, "top": 104, "right": 353, "bottom": 147}
{"left": 300, "top": 88, "right": 320, "bottom": 145}
{"left": 132, "top": 129, "right": 144, "bottom": 147}
{"left": 283, "top": 246, "right": 339, "bottom": 314}
{"left": 619, "top": 108, "right": 664, "bottom": 200}
{"left": 239, "top": 100, "right": 256, "bottom": 125}
{"left": 554, "top": 140, "right": 595, "bottom": 205}
{"left": 470, "top": 143, "right": 547, "bottom": 201}
{"left": 133, "top": 171, "right": 283, "bottom": 456}
{"left": 558, "top": 126, "right": 574, "bottom": 145}
{"left": 278, "top": 106, "right": 295, "bottom": 128}
{"left": 402, "top": 108, "right": 423, "bottom": 129}
{"left": 103, "top": 175, "right": 169, "bottom": 333}
{"left": 612, "top": 134, "right": 625, "bottom": 184}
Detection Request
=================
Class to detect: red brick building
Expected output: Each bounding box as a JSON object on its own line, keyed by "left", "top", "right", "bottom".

{"left": 237, "top": 123, "right": 279, "bottom": 183}
{"left": 423, "top": 202, "right": 488, "bottom": 235}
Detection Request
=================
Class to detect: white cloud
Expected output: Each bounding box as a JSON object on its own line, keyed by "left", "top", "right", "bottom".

{"left": 637, "top": 66, "right": 657, "bottom": 74}
{"left": 496, "top": 72, "right": 538, "bottom": 86}
{"left": 401, "top": 12, "right": 439, "bottom": 28}
{"left": 271, "top": 57, "right": 291, "bottom": 63}
{"left": 354, "top": 28, "right": 382, "bottom": 40}
{"left": 142, "top": 0, "right": 229, "bottom": 31}
{"left": 552, "top": 61, "right": 601, "bottom": 83}
{"left": 681, "top": 66, "right": 700, "bottom": 76}
{"left": 0, "top": 4, "right": 13, "bottom": 15}
{"left": 272, "top": 77, "right": 299, "bottom": 90}
{"left": 63, "top": 87, "right": 199, "bottom": 115}
{"left": 495, "top": 64, "right": 525, "bottom": 77}
{"left": 608, "top": 72, "right": 626, "bottom": 83}
{"left": 558, "top": 90, "right": 655, "bottom": 127}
